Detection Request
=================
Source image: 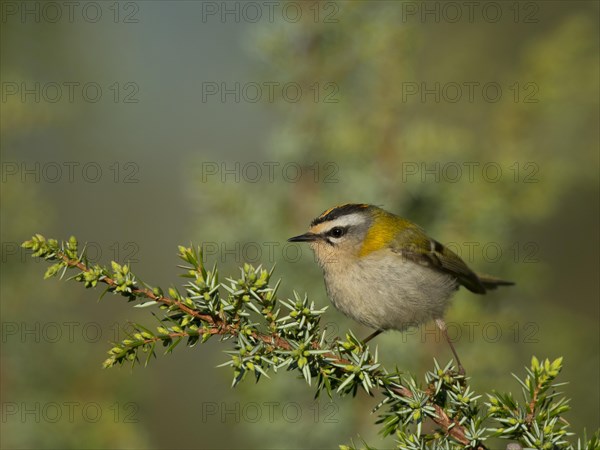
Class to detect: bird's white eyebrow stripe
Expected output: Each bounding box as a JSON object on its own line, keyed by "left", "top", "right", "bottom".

{"left": 318, "top": 213, "right": 366, "bottom": 231}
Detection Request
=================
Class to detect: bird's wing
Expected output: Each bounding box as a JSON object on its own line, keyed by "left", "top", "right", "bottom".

{"left": 389, "top": 222, "right": 487, "bottom": 294}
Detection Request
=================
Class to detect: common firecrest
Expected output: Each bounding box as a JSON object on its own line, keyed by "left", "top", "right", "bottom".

{"left": 288, "top": 203, "right": 514, "bottom": 373}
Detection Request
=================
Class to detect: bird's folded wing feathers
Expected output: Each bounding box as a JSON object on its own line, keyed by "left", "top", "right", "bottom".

{"left": 390, "top": 225, "right": 487, "bottom": 294}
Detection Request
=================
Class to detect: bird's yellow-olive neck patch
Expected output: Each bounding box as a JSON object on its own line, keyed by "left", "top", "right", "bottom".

{"left": 358, "top": 211, "right": 400, "bottom": 257}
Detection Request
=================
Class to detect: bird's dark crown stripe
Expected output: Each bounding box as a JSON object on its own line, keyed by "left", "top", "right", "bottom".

{"left": 311, "top": 203, "right": 371, "bottom": 226}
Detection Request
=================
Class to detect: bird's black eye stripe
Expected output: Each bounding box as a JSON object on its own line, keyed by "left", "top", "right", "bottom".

{"left": 327, "top": 226, "right": 347, "bottom": 239}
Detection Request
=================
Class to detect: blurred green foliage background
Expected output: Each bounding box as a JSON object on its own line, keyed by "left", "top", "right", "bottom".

{"left": 1, "top": 1, "right": 598, "bottom": 448}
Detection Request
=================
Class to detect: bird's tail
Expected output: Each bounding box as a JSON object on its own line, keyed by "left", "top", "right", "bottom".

{"left": 477, "top": 274, "right": 515, "bottom": 291}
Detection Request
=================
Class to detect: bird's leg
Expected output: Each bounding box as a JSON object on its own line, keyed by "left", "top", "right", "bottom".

{"left": 435, "top": 318, "right": 465, "bottom": 376}
{"left": 362, "top": 329, "right": 383, "bottom": 344}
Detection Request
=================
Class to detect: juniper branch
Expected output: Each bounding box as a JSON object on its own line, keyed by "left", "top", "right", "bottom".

{"left": 22, "top": 235, "right": 598, "bottom": 450}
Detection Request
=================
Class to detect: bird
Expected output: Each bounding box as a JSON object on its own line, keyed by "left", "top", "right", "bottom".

{"left": 288, "top": 203, "right": 514, "bottom": 373}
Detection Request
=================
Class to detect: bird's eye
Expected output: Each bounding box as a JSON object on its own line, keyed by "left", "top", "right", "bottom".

{"left": 329, "top": 227, "right": 346, "bottom": 238}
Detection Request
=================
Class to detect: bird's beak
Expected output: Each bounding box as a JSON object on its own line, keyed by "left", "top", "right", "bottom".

{"left": 288, "top": 232, "right": 319, "bottom": 243}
